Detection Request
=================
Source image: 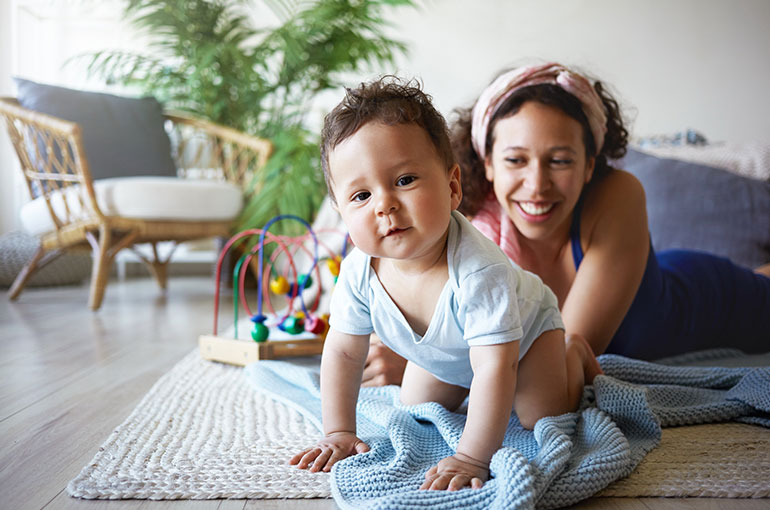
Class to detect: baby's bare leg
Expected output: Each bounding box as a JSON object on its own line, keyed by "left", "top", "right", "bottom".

{"left": 514, "top": 329, "right": 601, "bottom": 429}
{"left": 400, "top": 361, "right": 468, "bottom": 411}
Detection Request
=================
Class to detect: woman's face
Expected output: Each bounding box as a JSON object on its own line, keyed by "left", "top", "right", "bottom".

{"left": 484, "top": 101, "right": 594, "bottom": 242}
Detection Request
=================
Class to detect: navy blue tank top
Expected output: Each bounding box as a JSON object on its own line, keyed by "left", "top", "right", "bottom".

{"left": 569, "top": 199, "right": 770, "bottom": 359}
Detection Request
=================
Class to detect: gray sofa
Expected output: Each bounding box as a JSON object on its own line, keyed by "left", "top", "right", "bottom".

{"left": 620, "top": 148, "right": 770, "bottom": 270}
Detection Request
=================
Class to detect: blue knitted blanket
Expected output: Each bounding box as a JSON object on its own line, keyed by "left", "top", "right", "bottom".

{"left": 245, "top": 351, "right": 770, "bottom": 509}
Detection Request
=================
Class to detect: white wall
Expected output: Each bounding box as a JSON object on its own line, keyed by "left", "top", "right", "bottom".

{"left": 385, "top": 0, "right": 770, "bottom": 144}
{"left": 0, "top": 0, "right": 140, "bottom": 234}
{"left": 2, "top": 0, "right": 770, "bottom": 235}
{"left": 0, "top": 0, "right": 16, "bottom": 235}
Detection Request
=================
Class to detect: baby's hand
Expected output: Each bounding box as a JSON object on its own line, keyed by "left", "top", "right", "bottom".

{"left": 289, "top": 431, "right": 370, "bottom": 472}
{"left": 420, "top": 452, "right": 489, "bottom": 491}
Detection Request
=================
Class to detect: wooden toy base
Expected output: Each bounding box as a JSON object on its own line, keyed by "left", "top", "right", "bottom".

{"left": 199, "top": 334, "right": 325, "bottom": 366}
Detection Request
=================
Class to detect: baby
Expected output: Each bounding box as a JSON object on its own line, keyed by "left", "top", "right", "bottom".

{"left": 290, "top": 76, "right": 601, "bottom": 491}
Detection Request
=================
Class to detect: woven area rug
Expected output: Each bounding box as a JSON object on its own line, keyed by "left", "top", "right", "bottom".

{"left": 68, "top": 350, "right": 330, "bottom": 499}
{"left": 68, "top": 349, "right": 770, "bottom": 500}
{"left": 599, "top": 422, "right": 770, "bottom": 498}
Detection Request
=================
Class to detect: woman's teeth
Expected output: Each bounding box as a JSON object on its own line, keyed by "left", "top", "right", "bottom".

{"left": 519, "top": 202, "right": 555, "bottom": 216}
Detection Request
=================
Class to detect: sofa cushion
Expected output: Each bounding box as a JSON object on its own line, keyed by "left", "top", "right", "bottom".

{"left": 620, "top": 149, "right": 770, "bottom": 269}
{"left": 14, "top": 77, "right": 177, "bottom": 181}
{"left": 20, "top": 177, "right": 243, "bottom": 235}
{"left": 0, "top": 231, "right": 90, "bottom": 288}
{"left": 632, "top": 142, "right": 770, "bottom": 182}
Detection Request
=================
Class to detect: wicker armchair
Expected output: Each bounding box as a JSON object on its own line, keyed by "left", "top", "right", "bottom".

{"left": 0, "top": 97, "right": 272, "bottom": 310}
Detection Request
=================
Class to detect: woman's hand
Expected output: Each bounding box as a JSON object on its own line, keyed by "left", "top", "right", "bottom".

{"left": 420, "top": 453, "right": 489, "bottom": 491}
{"left": 361, "top": 335, "right": 407, "bottom": 387}
{"left": 289, "top": 431, "right": 370, "bottom": 472}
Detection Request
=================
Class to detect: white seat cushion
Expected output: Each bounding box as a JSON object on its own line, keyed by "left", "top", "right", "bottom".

{"left": 20, "top": 176, "right": 243, "bottom": 235}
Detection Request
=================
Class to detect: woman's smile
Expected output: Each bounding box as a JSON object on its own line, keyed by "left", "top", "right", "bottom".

{"left": 518, "top": 200, "right": 556, "bottom": 216}
{"left": 515, "top": 200, "right": 558, "bottom": 223}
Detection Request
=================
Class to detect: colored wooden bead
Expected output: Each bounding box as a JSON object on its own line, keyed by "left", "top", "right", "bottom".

{"left": 281, "top": 315, "right": 304, "bottom": 335}
{"left": 306, "top": 316, "right": 326, "bottom": 334}
{"left": 270, "top": 276, "right": 289, "bottom": 295}
{"left": 250, "top": 313, "right": 267, "bottom": 324}
{"left": 250, "top": 314, "right": 268, "bottom": 342}
{"left": 326, "top": 257, "right": 341, "bottom": 277}
{"left": 251, "top": 322, "right": 269, "bottom": 342}
{"left": 298, "top": 274, "right": 313, "bottom": 289}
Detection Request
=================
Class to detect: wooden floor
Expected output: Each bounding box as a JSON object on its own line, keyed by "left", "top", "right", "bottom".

{"left": 1, "top": 276, "right": 768, "bottom": 510}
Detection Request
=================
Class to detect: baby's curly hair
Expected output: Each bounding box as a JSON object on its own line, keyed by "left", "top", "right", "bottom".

{"left": 321, "top": 76, "right": 456, "bottom": 203}
{"left": 451, "top": 78, "right": 629, "bottom": 217}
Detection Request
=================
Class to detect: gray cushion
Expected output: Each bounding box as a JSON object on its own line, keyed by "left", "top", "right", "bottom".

{"left": 14, "top": 78, "right": 177, "bottom": 181}
{"left": 620, "top": 148, "right": 770, "bottom": 269}
{"left": 0, "top": 231, "right": 90, "bottom": 288}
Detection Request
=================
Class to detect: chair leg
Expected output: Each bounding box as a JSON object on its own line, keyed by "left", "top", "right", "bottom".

{"left": 8, "top": 246, "right": 63, "bottom": 300}
{"left": 147, "top": 260, "right": 170, "bottom": 291}
{"left": 139, "top": 242, "right": 178, "bottom": 292}
{"left": 85, "top": 227, "right": 142, "bottom": 310}
{"left": 88, "top": 227, "right": 113, "bottom": 311}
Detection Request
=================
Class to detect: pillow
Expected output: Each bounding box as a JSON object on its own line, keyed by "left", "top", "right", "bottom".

{"left": 619, "top": 149, "right": 770, "bottom": 269}
{"left": 14, "top": 77, "right": 177, "bottom": 181}
{"left": 631, "top": 142, "right": 770, "bottom": 181}
{"left": 0, "top": 231, "right": 90, "bottom": 288}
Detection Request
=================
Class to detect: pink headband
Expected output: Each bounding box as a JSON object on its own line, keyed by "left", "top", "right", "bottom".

{"left": 470, "top": 63, "right": 608, "bottom": 159}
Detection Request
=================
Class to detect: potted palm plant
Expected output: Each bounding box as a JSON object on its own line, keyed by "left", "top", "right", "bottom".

{"left": 84, "top": 0, "right": 416, "bottom": 236}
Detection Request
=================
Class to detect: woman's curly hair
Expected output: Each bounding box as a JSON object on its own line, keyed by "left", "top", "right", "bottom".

{"left": 451, "top": 76, "right": 628, "bottom": 217}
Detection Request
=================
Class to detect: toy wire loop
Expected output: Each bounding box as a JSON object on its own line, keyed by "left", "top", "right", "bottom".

{"left": 211, "top": 215, "right": 333, "bottom": 340}
{"left": 255, "top": 215, "right": 319, "bottom": 319}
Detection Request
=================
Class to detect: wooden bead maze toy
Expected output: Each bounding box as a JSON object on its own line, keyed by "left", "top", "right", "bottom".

{"left": 199, "top": 214, "right": 347, "bottom": 365}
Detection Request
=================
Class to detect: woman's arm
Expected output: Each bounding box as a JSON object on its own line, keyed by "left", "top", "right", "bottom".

{"left": 561, "top": 170, "right": 650, "bottom": 354}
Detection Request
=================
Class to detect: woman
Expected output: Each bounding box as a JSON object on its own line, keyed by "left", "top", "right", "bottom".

{"left": 361, "top": 62, "right": 770, "bottom": 386}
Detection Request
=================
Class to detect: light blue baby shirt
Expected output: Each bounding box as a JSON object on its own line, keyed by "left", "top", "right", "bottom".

{"left": 329, "top": 211, "right": 563, "bottom": 388}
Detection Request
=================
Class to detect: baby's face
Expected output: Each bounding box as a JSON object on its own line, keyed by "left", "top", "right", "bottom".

{"left": 329, "top": 122, "right": 461, "bottom": 262}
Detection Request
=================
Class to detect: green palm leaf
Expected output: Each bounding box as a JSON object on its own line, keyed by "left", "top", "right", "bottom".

{"left": 77, "top": 0, "right": 416, "bottom": 232}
